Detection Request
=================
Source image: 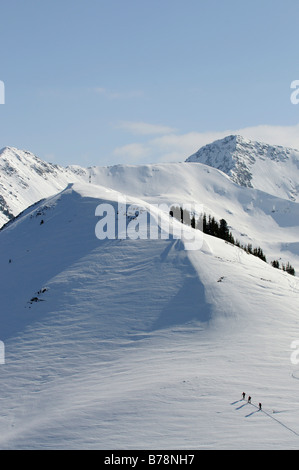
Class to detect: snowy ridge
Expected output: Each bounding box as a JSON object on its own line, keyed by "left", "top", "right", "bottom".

{"left": 1, "top": 183, "right": 299, "bottom": 448}
{"left": 186, "top": 135, "right": 299, "bottom": 202}
{"left": 2, "top": 136, "right": 299, "bottom": 226}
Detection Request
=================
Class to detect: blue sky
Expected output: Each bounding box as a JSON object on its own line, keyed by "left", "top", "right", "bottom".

{"left": 1, "top": 0, "right": 299, "bottom": 166}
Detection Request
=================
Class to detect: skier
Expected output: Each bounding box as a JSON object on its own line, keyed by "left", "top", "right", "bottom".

{"left": 259, "top": 403, "right": 262, "bottom": 410}
{"left": 242, "top": 392, "right": 246, "bottom": 400}
{"left": 248, "top": 396, "right": 251, "bottom": 404}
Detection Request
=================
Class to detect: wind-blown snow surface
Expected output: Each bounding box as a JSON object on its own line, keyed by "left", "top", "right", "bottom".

{"left": 1, "top": 183, "right": 299, "bottom": 449}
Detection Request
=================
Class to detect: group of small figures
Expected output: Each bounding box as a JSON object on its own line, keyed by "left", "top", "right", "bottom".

{"left": 242, "top": 392, "right": 262, "bottom": 410}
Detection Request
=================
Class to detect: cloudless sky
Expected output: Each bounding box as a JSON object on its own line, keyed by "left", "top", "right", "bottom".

{"left": 1, "top": 0, "right": 299, "bottom": 166}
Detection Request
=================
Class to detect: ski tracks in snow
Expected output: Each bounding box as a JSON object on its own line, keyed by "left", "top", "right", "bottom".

{"left": 232, "top": 398, "right": 299, "bottom": 438}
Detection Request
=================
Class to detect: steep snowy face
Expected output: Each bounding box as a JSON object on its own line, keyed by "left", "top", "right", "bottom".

{"left": 0, "top": 147, "right": 88, "bottom": 227}
{"left": 186, "top": 135, "right": 299, "bottom": 201}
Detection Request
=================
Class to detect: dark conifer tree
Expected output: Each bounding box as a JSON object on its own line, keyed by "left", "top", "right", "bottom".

{"left": 271, "top": 260, "right": 280, "bottom": 269}
{"left": 202, "top": 213, "right": 207, "bottom": 233}
{"left": 219, "top": 219, "right": 229, "bottom": 240}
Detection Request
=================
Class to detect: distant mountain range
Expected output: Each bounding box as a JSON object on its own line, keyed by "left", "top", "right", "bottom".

{"left": 2, "top": 135, "right": 299, "bottom": 227}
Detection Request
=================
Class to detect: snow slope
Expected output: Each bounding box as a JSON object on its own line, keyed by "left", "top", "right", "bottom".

{"left": 186, "top": 135, "right": 299, "bottom": 202}
{"left": 88, "top": 161, "right": 299, "bottom": 277}
{"left": 1, "top": 183, "right": 299, "bottom": 449}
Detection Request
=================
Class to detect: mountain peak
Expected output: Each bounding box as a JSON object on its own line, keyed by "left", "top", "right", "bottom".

{"left": 186, "top": 135, "right": 299, "bottom": 200}
{"left": 0, "top": 146, "right": 41, "bottom": 165}
{"left": 0, "top": 146, "right": 89, "bottom": 227}
{"left": 215, "top": 134, "right": 248, "bottom": 144}
{"left": 0, "top": 146, "right": 19, "bottom": 158}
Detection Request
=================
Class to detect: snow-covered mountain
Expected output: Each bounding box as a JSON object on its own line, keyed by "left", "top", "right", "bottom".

{"left": 0, "top": 146, "right": 88, "bottom": 227}
{"left": 186, "top": 135, "right": 299, "bottom": 202}
{"left": 2, "top": 135, "right": 299, "bottom": 228}
{"left": 1, "top": 147, "right": 299, "bottom": 448}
